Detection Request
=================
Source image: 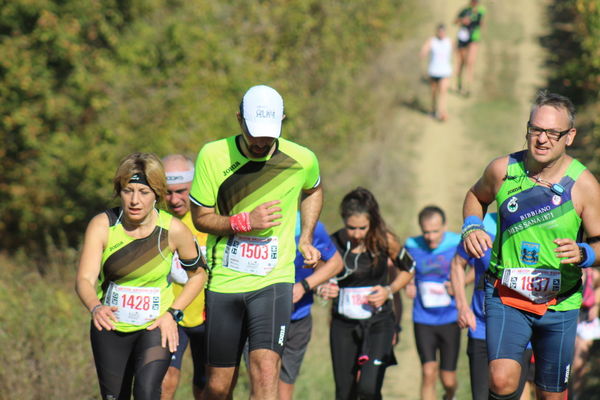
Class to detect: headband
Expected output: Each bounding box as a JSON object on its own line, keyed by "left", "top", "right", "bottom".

{"left": 166, "top": 170, "right": 194, "bottom": 184}
{"left": 128, "top": 172, "right": 150, "bottom": 187}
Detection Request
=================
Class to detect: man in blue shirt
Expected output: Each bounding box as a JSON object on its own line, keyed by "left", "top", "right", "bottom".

{"left": 279, "top": 213, "right": 342, "bottom": 400}
{"left": 405, "top": 206, "right": 461, "bottom": 400}
{"left": 451, "top": 213, "right": 533, "bottom": 400}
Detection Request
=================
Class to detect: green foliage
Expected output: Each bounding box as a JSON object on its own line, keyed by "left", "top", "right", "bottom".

{"left": 0, "top": 0, "right": 406, "bottom": 259}
{"left": 543, "top": 0, "right": 600, "bottom": 174}
{"left": 0, "top": 253, "right": 96, "bottom": 399}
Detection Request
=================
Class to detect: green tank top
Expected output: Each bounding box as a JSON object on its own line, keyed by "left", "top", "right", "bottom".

{"left": 98, "top": 207, "right": 174, "bottom": 332}
{"left": 491, "top": 151, "right": 585, "bottom": 311}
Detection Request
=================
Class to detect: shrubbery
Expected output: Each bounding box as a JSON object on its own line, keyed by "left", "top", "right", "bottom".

{"left": 0, "top": 0, "right": 407, "bottom": 261}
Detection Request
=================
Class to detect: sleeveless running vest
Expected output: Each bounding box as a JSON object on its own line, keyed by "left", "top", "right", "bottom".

{"left": 428, "top": 36, "right": 452, "bottom": 78}
{"left": 490, "top": 151, "right": 585, "bottom": 311}
{"left": 98, "top": 207, "right": 174, "bottom": 332}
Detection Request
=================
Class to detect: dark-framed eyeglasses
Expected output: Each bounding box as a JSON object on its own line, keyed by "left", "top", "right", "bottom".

{"left": 526, "top": 122, "right": 572, "bottom": 141}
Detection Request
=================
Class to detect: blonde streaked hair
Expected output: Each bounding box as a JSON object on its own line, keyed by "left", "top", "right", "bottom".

{"left": 113, "top": 153, "right": 168, "bottom": 208}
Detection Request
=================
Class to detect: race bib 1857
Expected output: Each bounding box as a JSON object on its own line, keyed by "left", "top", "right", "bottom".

{"left": 501, "top": 268, "right": 561, "bottom": 304}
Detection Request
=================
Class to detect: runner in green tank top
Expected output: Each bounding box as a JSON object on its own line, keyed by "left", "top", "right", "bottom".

{"left": 190, "top": 85, "right": 323, "bottom": 400}
{"left": 461, "top": 92, "right": 600, "bottom": 400}
{"left": 76, "top": 153, "right": 207, "bottom": 400}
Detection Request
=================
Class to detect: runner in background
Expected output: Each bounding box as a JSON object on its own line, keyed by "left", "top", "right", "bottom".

{"left": 278, "top": 213, "right": 343, "bottom": 400}
{"left": 454, "top": 0, "right": 486, "bottom": 96}
{"left": 405, "top": 205, "right": 460, "bottom": 400}
{"left": 325, "top": 187, "right": 414, "bottom": 400}
{"left": 451, "top": 213, "right": 531, "bottom": 400}
{"left": 161, "top": 154, "right": 208, "bottom": 400}
{"left": 570, "top": 268, "right": 600, "bottom": 399}
{"left": 420, "top": 23, "right": 453, "bottom": 122}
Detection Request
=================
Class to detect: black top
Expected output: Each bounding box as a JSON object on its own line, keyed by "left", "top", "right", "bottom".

{"left": 331, "top": 229, "right": 392, "bottom": 317}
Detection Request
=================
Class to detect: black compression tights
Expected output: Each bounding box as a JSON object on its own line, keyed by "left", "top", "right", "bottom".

{"left": 90, "top": 324, "right": 171, "bottom": 400}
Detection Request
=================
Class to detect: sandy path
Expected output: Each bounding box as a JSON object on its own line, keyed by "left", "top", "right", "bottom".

{"left": 378, "top": 0, "right": 548, "bottom": 398}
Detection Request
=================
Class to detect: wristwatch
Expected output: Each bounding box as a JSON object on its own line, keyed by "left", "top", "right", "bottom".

{"left": 167, "top": 307, "right": 184, "bottom": 323}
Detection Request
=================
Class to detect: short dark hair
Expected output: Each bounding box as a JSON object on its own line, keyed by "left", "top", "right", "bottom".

{"left": 530, "top": 90, "right": 576, "bottom": 128}
{"left": 418, "top": 205, "right": 446, "bottom": 225}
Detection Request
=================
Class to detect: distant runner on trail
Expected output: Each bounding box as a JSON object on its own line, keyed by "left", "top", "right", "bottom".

{"left": 421, "top": 24, "right": 453, "bottom": 122}
{"left": 405, "top": 206, "right": 461, "bottom": 400}
{"left": 454, "top": 0, "right": 485, "bottom": 96}
{"left": 462, "top": 91, "right": 600, "bottom": 400}
{"left": 190, "top": 84, "right": 323, "bottom": 400}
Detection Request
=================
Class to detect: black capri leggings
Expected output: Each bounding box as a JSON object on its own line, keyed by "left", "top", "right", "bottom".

{"left": 330, "top": 312, "right": 396, "bottom": 400}
{"left": 90, "top": 323, "right": 171, "bottom": 400}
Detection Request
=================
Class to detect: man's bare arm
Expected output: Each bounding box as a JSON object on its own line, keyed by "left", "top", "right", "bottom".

{"left": 298, "top": 185, "right": 324, "bottom": 266}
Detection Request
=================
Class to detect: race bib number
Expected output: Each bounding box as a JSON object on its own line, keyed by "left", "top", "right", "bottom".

{"left": 104, "top": 282, "right": 161, "bottom": 325}
{"left": 457, "top": 27, "right": 470, "bottom": 41}
{"left": 418, "top": 281, "right": 451, "bottom": 308}
{"left": 223, "top": 235, "right": 278, "bottom": 276}
{"left": 338, "top": 287, "right": 375, "bottom": 319}
{"left": 501, "top": 268, "right": 561, "bottom": 304}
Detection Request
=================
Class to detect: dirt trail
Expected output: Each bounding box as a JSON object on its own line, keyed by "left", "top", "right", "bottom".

{"left": 378, "top": 0, "right": 548, "bottom": 398}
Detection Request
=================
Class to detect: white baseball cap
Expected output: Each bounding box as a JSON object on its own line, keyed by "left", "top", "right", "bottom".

{"left": 242, "top": 85, "right": 284, "bottom": 138}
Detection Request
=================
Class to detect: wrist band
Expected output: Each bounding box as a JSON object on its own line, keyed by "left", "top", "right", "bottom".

{"left": 91, "top": 304, "right": 102, "bottom": 315}
{"left": 300, "top": 279, "right": 311, "bottom": 293}
{"left": 578, "top": 242, "right": 596, "bottom": 268}
{"left": 230, "top": 212, "right": 252, "bottom": 233}
{"left": 385, "top": 285, "right": 394, "bottom": 300}
{"left": 461, "top": 215, "right": 485, "bottom": 240}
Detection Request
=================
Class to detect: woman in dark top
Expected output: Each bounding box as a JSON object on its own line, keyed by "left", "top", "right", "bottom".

{"left": 323, "top": 187, "right": 414, "bottom": 400}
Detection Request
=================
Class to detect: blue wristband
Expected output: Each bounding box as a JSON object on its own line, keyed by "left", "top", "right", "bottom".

{"left": 462, "top": 215, "right": 484, "bottom": 231}
{"left": 578, "top": 242, "right": 596, "bottom": 268}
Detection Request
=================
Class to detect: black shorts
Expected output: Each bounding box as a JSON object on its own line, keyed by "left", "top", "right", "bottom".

{"left": 204, "top": 282, "right": 293, "bottom": 367}
{"left": 169, "top": 323, "right": 207, "bottom": 388}
{"left": 280, "top": 315, "right": 312, "bottom": 384}
{"left": 413, "top": 322, "right": 461, "bottom": 371}
{"left": 457, "top": 39, "right": 471, "bottom": 48}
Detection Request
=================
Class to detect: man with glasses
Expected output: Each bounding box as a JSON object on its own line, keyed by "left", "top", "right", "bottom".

{"left": 461, "top": 91, "right": 600, "bottom": 400}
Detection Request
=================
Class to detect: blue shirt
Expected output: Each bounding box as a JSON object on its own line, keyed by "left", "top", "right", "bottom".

{"left": 406, "top": 232, "right": 461, "bottom": 325}
{"left": 291, "top": 215, "right": 337, "bottom": 321}
{"left": 456, "top": 235, "right": 494, "bottom": 339}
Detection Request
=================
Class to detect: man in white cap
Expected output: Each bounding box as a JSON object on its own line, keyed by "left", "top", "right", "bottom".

{"left": 189, "top": 85, "right": 323, "bottom": 400}
{"left": 161, "top": 154, "right": 208, "bottom": 400}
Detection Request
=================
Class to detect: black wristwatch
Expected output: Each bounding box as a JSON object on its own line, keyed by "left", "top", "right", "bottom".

{"left": 167, "top": 307, "right": 184, "bottom": 323}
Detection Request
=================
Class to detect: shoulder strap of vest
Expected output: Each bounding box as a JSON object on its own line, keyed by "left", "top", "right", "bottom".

{"left": 565, "top": 158, "right": 587, "bottom": 181}
{"left": 105, "top": 207, "right": 121, "bottom": 227}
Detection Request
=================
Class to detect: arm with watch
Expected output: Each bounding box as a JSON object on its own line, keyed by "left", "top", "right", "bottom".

{"left": 147, "top": 218, "right": 208, "bottom": 352}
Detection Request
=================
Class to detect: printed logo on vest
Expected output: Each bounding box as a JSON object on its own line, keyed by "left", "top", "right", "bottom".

{"left": 521, "top": 241, "right": 540, "bottom": 265}
{"left": 552, "top": 194, "right": 562, "bottom": 206}
{"left": 507, "top": 196, "right": 519, "bottom": 213}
